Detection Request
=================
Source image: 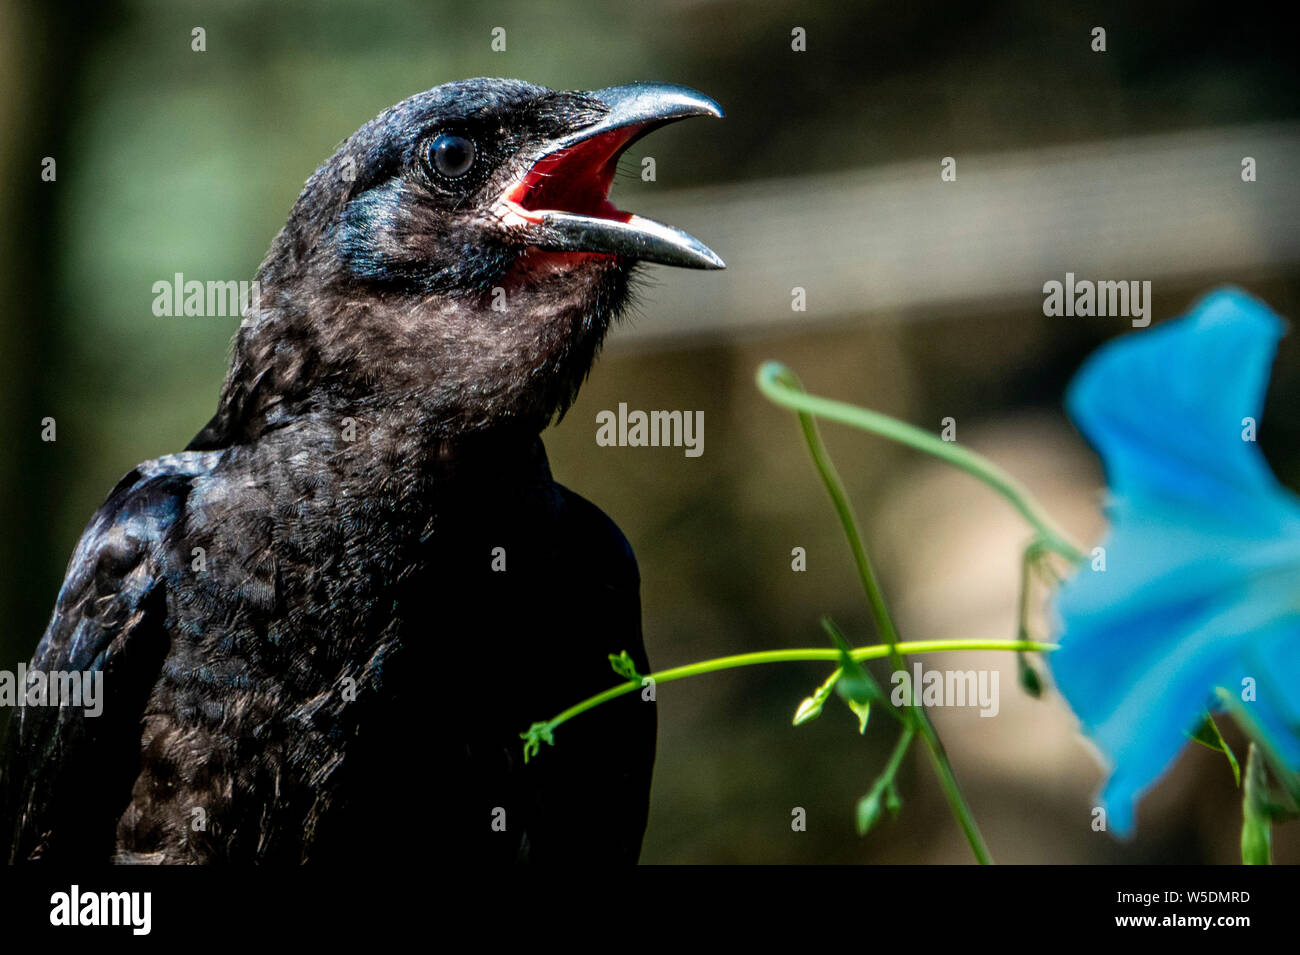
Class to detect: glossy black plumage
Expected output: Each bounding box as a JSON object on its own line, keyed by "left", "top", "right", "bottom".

{"left": 0, "top": 77, "right": 722, "bottom": 863}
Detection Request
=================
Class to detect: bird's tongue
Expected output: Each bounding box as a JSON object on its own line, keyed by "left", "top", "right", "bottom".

{"left": 494, "top": 88, "right": 725, "bottom": 271}
{"left": 503, "top": 127, "right": 639, "bottom": 223}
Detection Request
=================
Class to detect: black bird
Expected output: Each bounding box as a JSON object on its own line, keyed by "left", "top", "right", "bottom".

{"left": 1, "top": 78, "right": 723, "bottom": 863}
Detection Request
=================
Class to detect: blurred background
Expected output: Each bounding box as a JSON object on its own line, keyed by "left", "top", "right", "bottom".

{"left": 1, "top": 0, "right": 1297, "bottom": 863}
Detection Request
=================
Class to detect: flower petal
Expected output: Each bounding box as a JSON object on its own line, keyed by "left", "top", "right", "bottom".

{"left": 1052, "top": 288, "right": 1300, "bottom": 836}
{"left": 1066, "top": 287, "right": 1295, "bottom": 528}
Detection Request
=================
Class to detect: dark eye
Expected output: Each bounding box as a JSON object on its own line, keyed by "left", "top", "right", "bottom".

{"left": 427, "top": 133, "right": 475, "bottom": 178}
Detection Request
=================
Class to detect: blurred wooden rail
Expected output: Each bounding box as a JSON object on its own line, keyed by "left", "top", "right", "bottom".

{"left": 618, "top": 123, "right": 1300, "bottom": 344}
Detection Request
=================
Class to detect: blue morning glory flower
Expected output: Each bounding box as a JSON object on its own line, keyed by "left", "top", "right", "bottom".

{"left": 1050, "top": 287, "right": 1300, "bottom": 837}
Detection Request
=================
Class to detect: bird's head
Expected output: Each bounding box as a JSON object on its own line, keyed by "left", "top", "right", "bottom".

{"left": 200, "top": 78, "right": 724, "bottom": 449}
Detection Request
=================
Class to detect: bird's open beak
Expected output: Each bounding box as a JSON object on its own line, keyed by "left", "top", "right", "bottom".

{"left": 494, "top": 83, "right": 726, "bottom": 270}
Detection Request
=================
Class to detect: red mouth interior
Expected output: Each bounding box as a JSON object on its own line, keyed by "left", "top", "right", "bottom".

{"left": 503, "top": 126, "right": 643, "bottom": 224}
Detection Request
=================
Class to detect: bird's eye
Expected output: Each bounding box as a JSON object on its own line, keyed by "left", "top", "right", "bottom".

{"left": 427, "top": 133, "right": 476, "bottom": 178}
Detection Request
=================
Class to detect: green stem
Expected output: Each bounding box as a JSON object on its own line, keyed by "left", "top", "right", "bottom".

{"left": 856, "top": 725, "right": 916, "bottom": 835}
{"left": 790, "top": 375, "right": 904, "bottom": 659}
{"left": 759, "top": 364, "right": 993, "bottom": 863}
{"left": 882, "top": 725, "right": 916, "bottom": 781}
{"left": 1242, "top": 743, "right": 1273, "bottom": 864}
{"left": 757, "top": 362, "right": 1086, "bottom": 563}
{"left": 526, "top": 638, "right": 1055, "bottom": 740}
{"left": 1015, "top": 537, "right": 1049, "bottom": 696}
{"left": 923, "top": 732, "right": 992, "bottom": 864}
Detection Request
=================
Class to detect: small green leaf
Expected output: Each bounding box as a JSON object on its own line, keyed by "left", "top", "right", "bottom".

{"left": 856, "top": 786, "right": 884, "bottom": 835}
{"left": 837, "top": 671, "right": 877, "bottom": 706}
{"left": 793, "top": 667, "right": 842, "bottom": 726}
{"left": 1188, "top": 712, "right": 1240, "bottom": 786}
{"left": 828, "top": 629, "right": 883, "bottom": 730}
{"left": 519, "top": 721, "right": 556, "bottom": 763}
{"left": 1016, "top": 651, "right": 1043, "bottom": 699}
{"left": 608, "top": 650, "right": 641, "bottom": 682}
{"left": 793, "top": 696, "right": 824, "bottom": 725}
{"left": 820, "top": 617, "right": 906, "bottom": 730}
{"left": 821, "top": 618, "right": 883, "bottom": 707}
{"left": 884, "top": 780, "right": 902, "bottom": 818}
{"left": 848, "top": 699, "right": 870, "bottom": 735}
{"left": 855, "top": 731, "right": 913, "bottom": 836}
{"left": 856, "top": 772, "right": 901, "bottom": 834}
